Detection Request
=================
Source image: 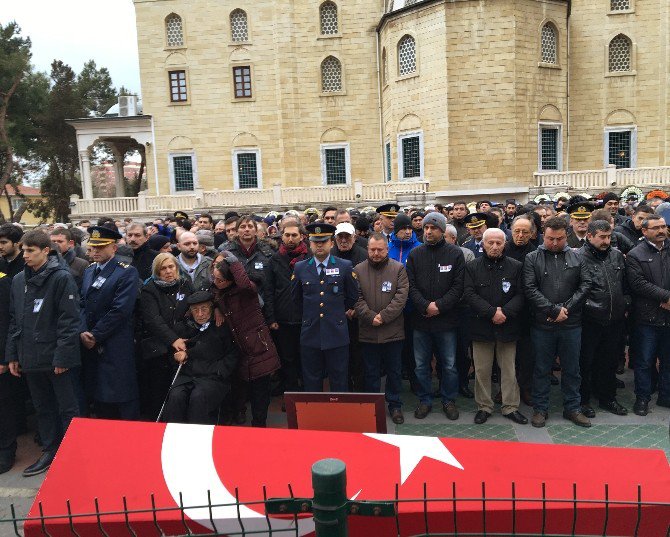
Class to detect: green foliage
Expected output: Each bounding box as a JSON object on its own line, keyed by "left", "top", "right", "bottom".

{"left": 78, "top": 60, "right": 117, "bottom": 117}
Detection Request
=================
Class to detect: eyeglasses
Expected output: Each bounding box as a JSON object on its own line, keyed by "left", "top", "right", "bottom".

{"left": 646, "top": 225, "right": 667, "bottom": 232}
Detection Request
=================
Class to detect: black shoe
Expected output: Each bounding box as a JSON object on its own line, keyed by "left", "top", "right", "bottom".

{"left": 459, "top": 385, "right": 474, "bottom": 399}
{"left": 0, "top": 459, "right": 14, "bottom": 475}
{"left": 633, "top": 399, "right": 649, "bottom": 416}
{"left": 615, "top": 378, "right": 625, "bottom": 389}
{"left": 414, "top": 403, "right": 431, "bottom": 419}
{"left": 599, "top": 400, "right": 628, "bottom": 416}
{"left": 443, "top": 401, "right": 459, "bottom": 421}
{"left": 655, "top": 398, "right": 670, "bottom": 409}
{"left": 474, "top": 410, "right": 490, "bottom": 424}
{"left": 580, "top": 405, "right": 596, "bottom": 419}
{"left": 391, "top": 408, "right": 404, "bottom": 424}
{"left": 504, "top": 410, "right": 529, "bottom": 424}
{"left": 550, "top": 374, "right": 559, "bottom": 386}
{"left": 23, "top": 452, "right": 54, "bottom": 477}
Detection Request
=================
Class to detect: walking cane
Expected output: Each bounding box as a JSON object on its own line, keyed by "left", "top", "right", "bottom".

{"left": 156, "top": 362, "right": 184, "bottom": 423}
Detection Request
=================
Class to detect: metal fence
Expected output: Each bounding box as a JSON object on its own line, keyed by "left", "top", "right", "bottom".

{"left": 2, "top": 458, "right": 669, "bottom": 537}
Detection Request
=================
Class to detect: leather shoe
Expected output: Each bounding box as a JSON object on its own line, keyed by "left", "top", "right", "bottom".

{"left": 23, "top": 452, "right": 54, "bottom": 477}
{"left": 599, "top": 400, "right": 628, "bottom": 416}
{"left": 0, "top": 459, "right": 14, "bottom": 475}
{"left": 562, "top": 410, "right": 591, "bottom": 427}
{"left": 656, "top": 398, "right": 670, "bottom": 409}
{"left": 531, "top": 411, "right": 547, "bottom": 428}
{"left": 443, "top": 401, "right": 459, "bottom": 421}
{"left": 414, "top": 403, "right": 431, "bottom": 419}
{"left": 391, "top": 408, "right": 404, "bottom": 424}
{"left": 504, "top": 410, "right": 528, "bottom": 424}
{"left": 459, "top": 385, "right": 474, "bottom": 399}
{"left": 633, "top": 399, "right": 649, "bottom": 416}
{"left": 474, "top": 410, "right": 490, "bottom": 424}
{"left": 580, "top": 404, "right": 596, "bottom": 418}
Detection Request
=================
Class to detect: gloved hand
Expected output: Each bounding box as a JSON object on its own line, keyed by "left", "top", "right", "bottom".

{"left": 221, "top": 251, "right": 239, "bottom": 264}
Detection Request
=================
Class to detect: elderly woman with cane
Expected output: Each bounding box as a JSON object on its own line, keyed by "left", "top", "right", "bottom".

{"left": 158, "top": 291, "right": 239, "bottom": 424}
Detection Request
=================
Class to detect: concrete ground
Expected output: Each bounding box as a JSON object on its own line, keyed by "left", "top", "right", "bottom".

{"left": 0, "top": 366, "right": 668, "bottom": 535}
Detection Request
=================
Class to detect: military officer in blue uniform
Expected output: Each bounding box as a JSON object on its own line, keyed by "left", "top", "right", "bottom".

{"left": 462, "top": 212, "right": 497, "bottom": 259}
{"left": 291, "top": 223, "right": 359, "bottom": 392}
{"left": 80, "top": 226, "right": 141, "bottom": 419}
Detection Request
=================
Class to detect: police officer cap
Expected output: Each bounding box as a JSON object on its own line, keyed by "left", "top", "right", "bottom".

{"left": 463, "top": 212, "right": 493, "bottom": 230}
{"left": 186, "top": 290, "right": 214, "bottom": 306}
{"left": 87, "top": 226, "right": 122, "bottom": 246}
{"left": 566, "top": 202, "right": 595, "bottom": 220}
{"left": 174, "top": 211, "right": 188, "bottom": 220}
{"left": 305, "top": 223, "right": 336, "bottom": 242}
{"left": 376, "top": 203, "right": 400, "bottom": 218}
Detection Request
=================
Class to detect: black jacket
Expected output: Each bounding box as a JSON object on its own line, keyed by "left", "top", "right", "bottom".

{"left": 614, "top": 219, "right": 643, "bottom": 246}
{"left": 331, "top": 243, "right": 367, "bottom": 267}
{"left": 0, "top": 255, "right": 24, "bottom": 279}
{"left": 265, "top": 250, "right": 308, "bottom": 325}
{"left": 626, "top": 239, "right": 670, "bottom": 327}
{"left": 0, "top": 273, "right": 22, "bottom": 398}
{"left": 504, "top": 240, "right": 536, "bottom": 263}
{"left": 63, "top": 248, "right": 89, "bottom": 288}
{"left": 5, "top": 253, "right": 81, "bottom": 371}
{"left": 522, "top": 245, "right": 591, "bottom": 330}
{"left": 131, "top": 242, "right": 158, "bottom": 282}
{"left": 611, "top": 230, "right": 635, "bottom": 255}
{"left": 579, "top": 241, "right": 629, "bottom": 325}
{"left": 139, "top": 278, "right": 194, "bottom": 356}
{"left": 406, "top": 239, "right": 465, "bottom": 331}
{"left": 463, "top": 254, "right": 524, "bottom": 342}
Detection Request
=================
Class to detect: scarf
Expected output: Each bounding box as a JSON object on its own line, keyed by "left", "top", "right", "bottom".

{"left": 153, "top": 277, "right": 180, "bottom": 289}
{"left": 279, "top": 240, "right": 309, "bottom": 268}
{"left": 237, "top": 239, "right": 257, "bottom": 258}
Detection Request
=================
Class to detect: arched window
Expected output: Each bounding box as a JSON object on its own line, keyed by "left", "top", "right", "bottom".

{"left": 398, "top": 35, "right": 416, "bottom": 76}
{"left": 165, "top": 13, "right": 184, "bottom": 48}
{"left": 541, "top": 23, "right": 557, "bottom": 64}
{"left": 321, "top": 56, "right": 342, "bottom": 93}
{"left": 610, "top": 0, "right": 631, "bottom": 11}
{"left": 382, "top": 48, "right": 388, "bottom": 86}
{"left": 609, "top": 34, "right": 631, "bottom": 72}
{"left": 320, "top": 2, "right": 338, "bottom": 35}
{"left": 230, "top": 9, "right": 248, "bottom": 42}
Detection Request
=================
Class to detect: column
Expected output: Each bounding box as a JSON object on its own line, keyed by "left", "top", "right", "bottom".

{"left": 79, "top": 150, "right": 93, "bottom": 200}
{"left": 111, "top": 146, "right": 125, "bottom": 197}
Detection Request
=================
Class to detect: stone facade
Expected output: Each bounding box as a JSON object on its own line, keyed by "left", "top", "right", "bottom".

{"left": 133, "top": 0, "right": 668, "bottom": 199}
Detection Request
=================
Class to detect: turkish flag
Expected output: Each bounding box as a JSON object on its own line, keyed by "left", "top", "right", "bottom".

{"left": 25, "top": 419, "right": 670, "bottom": 536}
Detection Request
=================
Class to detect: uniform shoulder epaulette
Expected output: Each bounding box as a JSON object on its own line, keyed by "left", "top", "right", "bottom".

{"left": 118, "top": 261, "right": 130, "bottom": 268}
{"left": 0, "top": 271, "right": 6, "bottom": 279}
{"left": 88, "top": 262, "right": 96, "bottom": 267}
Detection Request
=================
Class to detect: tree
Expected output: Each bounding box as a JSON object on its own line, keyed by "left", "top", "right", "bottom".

{"left": 77, "top": 60, "right": 117, "bottom": 117}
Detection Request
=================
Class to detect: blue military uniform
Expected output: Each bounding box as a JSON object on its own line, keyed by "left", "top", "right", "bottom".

{"left": 81, "top": 228, "right": 141, "bottom": 419}
{"left": 462, "top": 237, "right": 484, "bottom": 259}
{"left": 291, "top": 223, "right": 359, "bottom": 392}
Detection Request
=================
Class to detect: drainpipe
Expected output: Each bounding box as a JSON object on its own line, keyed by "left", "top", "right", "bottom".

{"left": 376, "top": 23, "right": 385, "bottom": 183}
{"left": 565, "top": 0, "right": 571, "bottom": 172}
{"left": 150, "top": 116, "right": 160, "bottom": 196}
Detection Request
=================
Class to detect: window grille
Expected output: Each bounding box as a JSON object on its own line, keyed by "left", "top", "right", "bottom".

{"left": 385, "top": 142, "right": 392, "bottom": 181}
{"left": 169, "top": 70, "right": 187, "bottom": 102}
{"left": 320, "top": 2, "right": 338, "bottom": 35}
{"left": 609, "top": 35, "right": 631, "bottom": 72}
{"left": 398, "top": 35, "right": 416, "bottom": 76}
{"left": 165, "top": 14, "right": 184, "bottom": 47}
{"left": 405, "top": 0, "right": 418, "bottom": 5}
{"left": 325, "top": 148, "right": 347, "bottom": 185}
{"left": 608, "top": 131, "right": 632, "bottom": 168}
{"left": 540, "top": 128, "right": 559, "bottom": 170}
{"left": 172, "top": 156, "right": 194, "bottom": 191}
{"left": 382, "top": 49, "right": 388, "bottom": 85}
{"left": 230, "top": 10, "right": 248, "bottom": 42}
{"left": 541, "top": 24, "right": 557, "bottom": 64}
{"left": 610, "top": 0, "right": 631, "bottom": 11}
{"left": 321, "top": 56, "right": 342, "bottom": 93}
{"left": 402, "top": 136, "right": 421, "bottom": 178}
{"left": 236, "top": 153, "right": 259, "bottom": 188}
{"left": 233, "top": 66, "right": 252, "bottom": 98}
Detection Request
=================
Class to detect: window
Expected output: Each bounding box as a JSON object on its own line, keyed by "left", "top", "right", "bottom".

{"left": 398, "top": 35, "right": 416, "bottom": 76}
{"left": 382, "top": 48, "right": 388, "bottom": 86}
{"left": 321, "top": 56, "right": 342, "bottom": 93}
{"left": 610, "top": 0, "right": 631, "bottom": 11}
{"left": 169, "top": 70, "right": 187, "bottom": 102}
{"left": 230, "top": 9, "right": 248, "bottom": 42}
{"left": 321, "top": 144, "right": 350, "bottom": 185}
{"left": 319, "top": 2, "right": 338, "bottom": 35}
{"left": 10, "top": 197, "right": 23, "bottom": 212}
{"left": 398, "top": 132, "right": 423, "bottom": 180}
{"left": 405, "top": 0, "right": 418, "bottom": 5}
{"left": 165, "top": 14, "right": 184, "bottom": 48}
{"left": 385, "top": 142, "right": 392, "bottom": 182}
{"left": 606, "top": 128, "right": 636, "bottom": 168}
{"left": 233, "top": 150, "right": 262, "bottom": 189}
{"left": 538, "top": 124, "right": 562, "bottom": 171}
{"left": 233, "top": 66, "right": 252, "bottom": 98}
{"left": 540, "top": 23, "right": 557, "bottom": 64}
{"left": 608, "top": 34, "right": 631, "bottom": 72}
{"left": 170, "top": 154, "right": 196, "bottom": 192}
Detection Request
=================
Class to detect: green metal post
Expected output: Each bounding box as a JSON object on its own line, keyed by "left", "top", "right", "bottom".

{"left": 311, "top": 458, "right": 348, "bottom": 537}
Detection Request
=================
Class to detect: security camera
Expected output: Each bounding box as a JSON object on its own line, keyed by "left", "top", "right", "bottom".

{"left": 355, "top": 194, "right": 361, "bottom": 198}
{"left": 145, "top": 141, "right": 151, "bottom": 146}
{"left": 610, "top": 180, "right": 616, "bottom": 186}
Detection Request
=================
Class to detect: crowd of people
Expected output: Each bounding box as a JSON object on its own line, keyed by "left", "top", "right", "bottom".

{"left": 0, "top": 191, "right": 668, "bottom": 478}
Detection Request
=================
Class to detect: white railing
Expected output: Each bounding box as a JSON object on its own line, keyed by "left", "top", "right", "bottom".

{"left": 535, "top": 165, "right": 670, "bottom": 189}
{"left": 70, "top": 180, "right": 431, "bottom": 216}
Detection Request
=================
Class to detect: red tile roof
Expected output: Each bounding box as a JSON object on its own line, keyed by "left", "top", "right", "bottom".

{"left": 1, "top": 184, "right": 41, "bottom": 196}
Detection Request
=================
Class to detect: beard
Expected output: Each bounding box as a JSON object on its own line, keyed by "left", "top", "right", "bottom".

{"left": 183, "top": 250, "right": 198, "bottom": 260}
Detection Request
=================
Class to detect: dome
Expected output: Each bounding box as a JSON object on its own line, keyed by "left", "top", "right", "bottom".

{"left": 104, "top": 98, "right": 143, "bottom": 117}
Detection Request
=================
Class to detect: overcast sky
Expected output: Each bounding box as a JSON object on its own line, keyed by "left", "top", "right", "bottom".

{"left": 2, "top": 0, "right": 142, "bottom": 94}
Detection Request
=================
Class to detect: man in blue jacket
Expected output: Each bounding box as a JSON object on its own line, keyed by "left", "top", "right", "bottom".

{"left": 5, "top": 230, "right": 81, "bottom": 477}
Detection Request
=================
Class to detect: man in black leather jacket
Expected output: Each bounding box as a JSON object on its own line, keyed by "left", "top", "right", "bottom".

{"left": 578, "top": 220, "right": 629, "bottom": 417}
{"left": 523, "top": 217, "right": 592, "bottom": 428}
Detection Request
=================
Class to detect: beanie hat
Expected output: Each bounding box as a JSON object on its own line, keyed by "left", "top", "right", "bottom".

{"left": 422, "top": 212, "right": 447, "bottom": 233}
{"left": 148, "top": 234, "right": 170, "bottom": 251}
{"left": 355, "top": 216, "right": 371, "bottom": 233}
{"left": 393, "top": 213, "right": 412, "bottom": 234}
{"left": 602, "top": 192, "right": 619, "bottom": 204}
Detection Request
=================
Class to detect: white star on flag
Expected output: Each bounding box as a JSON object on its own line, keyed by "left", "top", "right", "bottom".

{"left": 364, "top": 433, "right": 464, "bottom": 484}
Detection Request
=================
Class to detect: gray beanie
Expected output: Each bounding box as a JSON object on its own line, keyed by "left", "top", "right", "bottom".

{"left": 422, "top": 212, "right": 447, "bottom": 233}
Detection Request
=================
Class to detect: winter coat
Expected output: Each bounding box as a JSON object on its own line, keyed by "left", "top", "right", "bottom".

{"left": 406, "top": 238, "right": 465, "bottom": 332}
{"left": 331, "top": 243, "right": 368, "bottom": 267}
{"left": 0, "top": 272, "right": 23, "bottom": 398}
{"left": 388, "top": 232, "right": 421, "bottom": 266}
{"left": 503, "top": 241, "right": 536, "bottom": 263}
{"left": 578, "top": 241, "right": 629, "bottom": 325}
{"left": 6, "top": 253, "right": 81, "bottom": 371}
{"left": 226, "top": 238, "right": 275, "bottom": 289}
{"left": 354, "top": 258, "right": 409, "bottom": 344}
{"left": 614, "top": 219, "right": 643, "bottom": 246}
{"left": 139, "top": 277, "right": 194, "bottom": 357}
{"left": 0, "top": 255, "right": 24, "bottom": 279}
{"left": 522, "top": 245, "right": 591, "bottom": 330}
{"left": 463, "top": 254, "right": 524, "bottom": 342}
{"left": 62, "top": 248, "right": 89, "bottom": 288}
{"left": 213, "top": 260, "right": 280, "bottom": 381}
{"left": 264, "top": 249, "right": 309, "bottom": 325}
{"left": 626, "top": 239, "right": 670, "bottom": 327}
{"left": 131, "top": 242, "right": 158, "bottom": 282}
{"left": 177, "top": 254, "right": 212, "bottom": 292}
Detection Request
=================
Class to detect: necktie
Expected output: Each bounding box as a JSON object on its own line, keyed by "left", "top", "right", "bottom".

{"left": 317, "top": 263, "right": 324, "bottom": 276}
{"left": 93, "top": 265, "right": 101, "bottom": 279}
